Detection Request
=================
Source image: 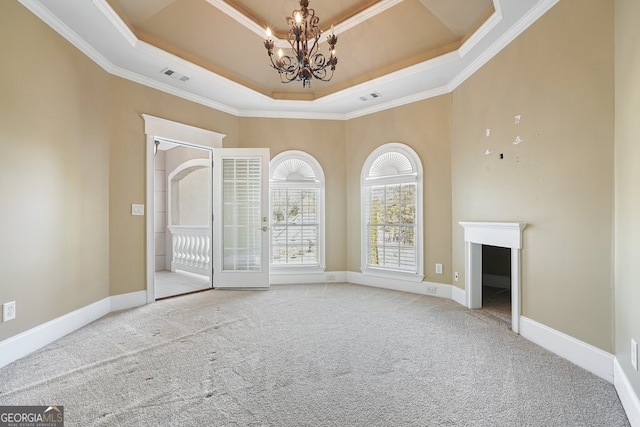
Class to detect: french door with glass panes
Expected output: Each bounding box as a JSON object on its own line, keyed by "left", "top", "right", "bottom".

{"left": 212, "top": 148, "right": 270, "bottom": 288}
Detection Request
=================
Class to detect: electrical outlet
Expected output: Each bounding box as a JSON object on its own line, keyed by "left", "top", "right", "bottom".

{"left": 3, "top": 301, "right": 16, "bottom": 322}
{"left": 454, "top": 271, "right": 459, "bottom": 282}
{"left": 131, "top": 204, "right": 145, "bottom": 216}
{"left": 435, "top": 263, "right": 443, "bottom": 275}
{"left": 326, "top": 273, "right": 336, "bottom": 282}
{"left": 632, "top": 339, "right": 638, "bottom": 371}
{"left": 426, "top": 285, "right": 437, "bottom": 295}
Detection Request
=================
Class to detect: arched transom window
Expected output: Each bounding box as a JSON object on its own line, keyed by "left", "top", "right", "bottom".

{"left": 361, "top": 143, "right": 424, "bottom": 281}
{"left": 270, "top": 151, "right": 325, "bottom": 272}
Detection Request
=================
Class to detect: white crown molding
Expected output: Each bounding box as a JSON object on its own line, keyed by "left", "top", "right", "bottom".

{"left": 238, "top": 109, "right": 347, "bottom": 121}
{"left": 92, "top": 0, "right": 137, "bottom": 47}
{"left": 459, "top": 10, "right": 502, "bottom": 58}
{"left": 336, "top": 0, "right": 406, "bottom": 34}
{"left": 18, "top": 0, "right": 113, "bottom": 72}
{"left": 449, "top": 0, "right": 560, "bottom": 91}
{"left": 345, "top": 85, "right": 451, "bottom": 120}
{"left": 205, "top": 0, "right": 406, "bottom": 49}
{"left": 110, "top": 64, "right": 242, "bottom": 117}
{"left": 19, "top": 0, "right": 559, "bottom": 120}
{"left": 205, "top": 0, "right": 266, "bottom": 39}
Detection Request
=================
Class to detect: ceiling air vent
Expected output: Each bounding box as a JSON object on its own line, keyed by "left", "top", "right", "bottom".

{"left": 359, "top": 91, "right": 382, "bottom": 101}
{"left": 160, "top": 67, "right": 190, "bottom": 82}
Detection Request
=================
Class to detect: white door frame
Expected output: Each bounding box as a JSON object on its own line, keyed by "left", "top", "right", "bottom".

{"left": 459, "top": 222, "right": 527, "bottom": 334}
{"left": 142, "top": 114, "right": 225, "bottom": 303}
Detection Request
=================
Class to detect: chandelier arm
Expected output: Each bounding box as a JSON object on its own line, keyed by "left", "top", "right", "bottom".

{"left": 268, "top": 53, "right": 301, "bottom": 84}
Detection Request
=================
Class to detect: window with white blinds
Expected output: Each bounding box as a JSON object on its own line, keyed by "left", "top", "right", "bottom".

{"left": 367, "top": 183, "right": 417, "bottom": 271}
{"left": 361, "top": 144, "right": 424, "bottom": 281}
{"left": 269, "top": 151, "right": 325, "bottom": 271}
{"left": 222, "top": 157, "right": 262, "bottom": 271}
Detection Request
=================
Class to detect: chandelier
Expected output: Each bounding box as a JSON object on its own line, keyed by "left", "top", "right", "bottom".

{"left": 263, "top": 0, "right": 338, "bottom": 88}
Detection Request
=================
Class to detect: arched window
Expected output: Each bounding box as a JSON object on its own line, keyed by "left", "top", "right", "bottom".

{"left": 270, "top": 151, "right": 325, "bottom": 273}
{"left": 361, "top": 143, "right": 423, "bottom": 282}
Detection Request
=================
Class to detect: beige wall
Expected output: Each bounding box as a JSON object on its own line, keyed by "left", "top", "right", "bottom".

{"left": 451, "top": 0, "right": 614, "bottom": 351}
{"left": 238, "top": 118, "right": 348, "bottom": 271}
{"left": 0, "top": 1, "right": 111, "bottom": 341}
{"left": 108, "top": 77, "right": 239, "bottom": 296}
{"left": 615, "top": 0, "right": 640, "bottom": 397}
{"left": 345, "top": 96, "right": 453, "bottom": 283}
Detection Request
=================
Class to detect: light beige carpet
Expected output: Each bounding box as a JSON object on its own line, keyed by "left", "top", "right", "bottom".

{"left": 0, "top": 283, "right": 630, "bottom": 426}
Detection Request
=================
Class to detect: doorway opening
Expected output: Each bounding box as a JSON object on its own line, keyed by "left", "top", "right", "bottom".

{"left": 154, "top": 140, "right": 212, "bottom": 299}
{"left": 142, "top": 114, "right": 225, "bottom": 303}
{"left": 481, "top": 245, "right": 512, "bottom": 325}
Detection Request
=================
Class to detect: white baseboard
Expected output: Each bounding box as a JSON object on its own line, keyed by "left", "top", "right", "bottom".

{"left": 614, "top": 358, "right": 640, "bottom": 427}
{"left": 347, "top": 271, "right": 452, "bottom": 299}
{"left": 270, "top": 271, "right": 348, "bottom": 285}
{"left": 451, "top": 285, "right": 466, "bottom": 306}
{"left": 110, "top": 290, "right": 148, "bottom": 312}
{"left": 520, "top": 316, "right": 614, "bottom": 383}
{"left": 0, "top": 297, "right": 110, "bottom": 369}
{"left": 0, "top": 291, "right": 147, "bottom": 369}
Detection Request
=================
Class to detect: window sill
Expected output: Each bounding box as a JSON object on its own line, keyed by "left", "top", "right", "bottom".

{"left": 360, "top": 267, "right": 424, "bottom": 283}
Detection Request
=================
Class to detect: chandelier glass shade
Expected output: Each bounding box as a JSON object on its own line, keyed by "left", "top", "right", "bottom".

{"left": 263, "top": 0, "right": 338, "bottom": 88}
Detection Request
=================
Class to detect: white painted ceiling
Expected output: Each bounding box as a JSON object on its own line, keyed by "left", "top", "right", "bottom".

{"left": 18, "top": 0, "right": 558, "bottom": 119}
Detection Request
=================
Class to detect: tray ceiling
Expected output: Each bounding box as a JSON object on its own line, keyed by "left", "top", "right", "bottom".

{"left": 17, "top": 0, "right": 558, "bottom": 119}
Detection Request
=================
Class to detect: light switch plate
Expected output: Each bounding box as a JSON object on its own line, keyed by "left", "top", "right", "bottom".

{"left": 435, "top": 263, "right": 443, "bottom": 275}
{"left": 131, "top": 204, "right": 145, "bottom": 216}
{"left": 632, "top": 339, "right": 638, "bottom": 371}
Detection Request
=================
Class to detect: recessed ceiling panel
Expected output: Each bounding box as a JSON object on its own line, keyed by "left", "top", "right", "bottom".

{"left": 32, "top": 0, "right": 558, "bottom": 117}
{"left": 228, "top": 0, "right": 383, "bottom": 34}
{"left": 109, "top": 0, "right": 475, "bottom": 99}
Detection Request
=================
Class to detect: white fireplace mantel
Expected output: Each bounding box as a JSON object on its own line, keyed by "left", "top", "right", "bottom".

{"left": 459, "top": 221, "right": 527, "bottom": 333}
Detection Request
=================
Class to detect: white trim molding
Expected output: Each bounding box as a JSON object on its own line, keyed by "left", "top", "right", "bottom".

{"left": 451, "top": 285, "right": 466, "bottom": 306}
{"left": 269, "top": 151, "right": 326, "bottom": 273}
{"left": 459, "top": 221, "right": 526, "bottom": 334}
{"left": 0, "top": 292, "right": 146, "bottom": 369}
{"left": 142, "top": 115, "right": 222, "bottom": 304}
{"left": 361, "top": 143, "right": 424, "bottom": 281}
{"left": 520, "top": 316, "right": 614, "bottom": 383}
{"left": 614, "top": 358, "right": 640, "bottom": 426}
{"left": 142, "top": 114, "right": 226, "bottom": 148}
{"left": 271, "top": 271, "right": 347, "bottom": 285}
{"left": 348, "top": 272, "right": 451, "bottom": 299}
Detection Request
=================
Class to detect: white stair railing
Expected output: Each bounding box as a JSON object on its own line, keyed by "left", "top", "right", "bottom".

{"left": 167, "top": 226, "right": 211, "bottom": 276}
